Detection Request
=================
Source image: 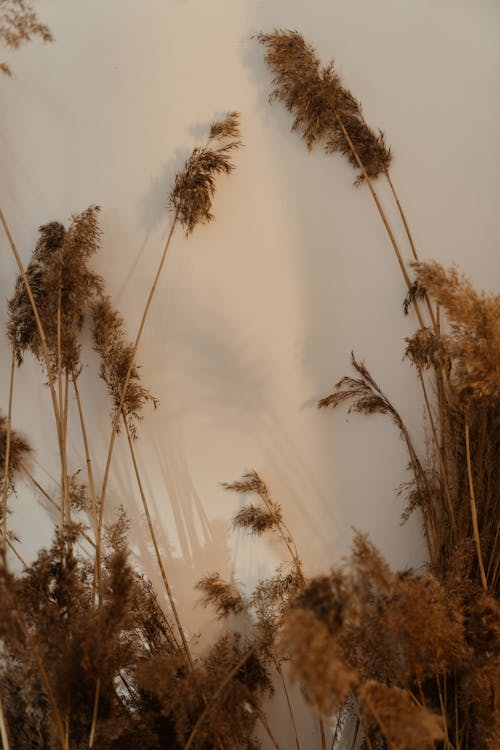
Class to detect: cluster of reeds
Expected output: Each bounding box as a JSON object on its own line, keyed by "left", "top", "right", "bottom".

{"left": 255, "top": 29, "right": 500, "bottom": 749}
{"left": 0, "top": 109, "right": 290, "bottom": 749}
{"left": 0, "top": 19, "right": 498, "bottom": 750}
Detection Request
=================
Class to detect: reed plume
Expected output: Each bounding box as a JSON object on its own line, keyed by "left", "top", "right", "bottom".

{"left": 7, "top": 207, "right": 103, "bottom": 373}
{"left": 91, "top": 295, "right": 158, "bottom": 438}
{"left": 0, "top": 0, "right": 52, "bottom": 76}
{"left": 169, "top": 111, "right": 241, "bottom": 234}
{"left": 258, "top": 30, "right": 391, "bottom": 183}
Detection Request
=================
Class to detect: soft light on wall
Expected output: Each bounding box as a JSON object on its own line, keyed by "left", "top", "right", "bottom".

{"left": 0, "top": 1, "right": 498, "bottom": 747}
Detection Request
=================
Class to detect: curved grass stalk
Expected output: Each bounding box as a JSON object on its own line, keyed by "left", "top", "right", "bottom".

{"left": 183, "top": 642, "right": 258, "bottom": 750}
{"left": 2, "top": 346, "right": 15, "bottom": 556}
{"left": 0, "top": 209, "right": 63, "bottom": 465}
{"left": 122, "top": 414, "right": 191, "bottom": 666}
{"left": 0, "top": 696, "right": 10, "bottom": 750}
{"left": 274, "top": 659, "right": 301, "bottom": 750}
{"left": 97, "top": 212, "right": 178, "bottom": 555}
{"left": 333, "top": 117, "right": 425, "bottom": 329}
{"left": 19, "top": 463, "right": 96, "bottom": 550}
{"left": 464, "top": 421, "right": 487, "bottom": 590}
{"left": 6, "top": 538, "right": 27, "bottom": 568}
{"left": 335, "top": 118, "right": 457, "bottom": 544}
{"left": 88, "top": 678, "right": 100, "bottom": 748}
{"left": 318, "top": 717, "right": 327, "bottom": 750}
{"left": 71, "top": 371, "right": 98, "bottom": 532}
{"left": 258, "top": 712, "right": 283, "bottom": 750}
{"left": 71, "top": 369, "right": 101, "bottom": 598}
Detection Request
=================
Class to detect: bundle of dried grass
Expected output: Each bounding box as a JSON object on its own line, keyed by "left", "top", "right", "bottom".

{"left": 0, "top": 111, "right": 251, "bottom": 749}
{"left": 259, "top": 28, "right": 500, "bottom": 750}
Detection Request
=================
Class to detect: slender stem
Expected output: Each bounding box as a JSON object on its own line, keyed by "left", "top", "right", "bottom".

{"left": 57, "top": 282, "right": 64, "bottom": 523}
{"left": 71, "top": 370, "right": 101, "bottom": 597}
{"left": 464, "top": 421, "right": 487, "bottom": 590}
{"left": 275, "top": 660, "right": 301, "bottom": 750}
{"left": 384, "top": 173, "right": 454, "bottom": 511}
{"left": 453, "top": 674, "right": 460, "bottom": 750}
{"left": 19, "top": 463, "right": 96, "bottom": 550}
{"left": 88, "top": 678, "right": 100, "bottom": 748}
{"left": 0, "top": 696, "right": 10, "bottom": 750}
{"left": 0, "top": 208, "right": 62, "bottom": 433}
{"left": 383, "top": 171, "right": 438, "bottom": 328}
{"left": 183, "top": 643, "right": 258, "bottom": 750}
{"left": 123, "top": 414, "right": 191, "bottom": 667}
{"left": 343, "top": 132, "right": 457, "bottom": 551}
{"left": 383, "top": 171, "right": 419, "bottom": 262}
{"left": 336, "top": 118, "right": 461, "bottom": 548}
{"left": 26, "top": 628, "right": 66, "bottom": 748}
{"left": 98, "top": 213, "right": 178, "bottom": 550}
{"left": 6, "top": 539, "right": 27, "bottom": 568}
{"left": 2, "top": 346, "right": 15, "bottom": 556}
{"left": 257, "top": 489, "right": 305, "bottom": 584}
{"left": 71, "top": 371, "right": 99, "bottom": 532}
{"left": 71, "top": 370, "right": 101, "bottom": 598}
{"left": 56, "top": 288, "right": 71, "bottom": 525}
{"left": 0, "top": 209, "right": 68, "bottom": 531}
{"left": 330, "top": 709, "right": 343, "bottom": 750}
{"left": 417, "top": 369, "right": 456, "bottom": 532}
{"left": 348, "top": 717, "right": 359, "bottom": 750}
{"left": 319, "top": 717, "right": 327, "bottom": 750}
{"left": 334, "top": 117, "right": 426, "bottom": 329}
{"left": 486, "top": 521, "right": 499, "bottom": 583}
{"left": 258, "top": 712, "right": 283, "bottom": 750}
{"left": 436, "top": 673, "right": 453, "bottom": 750}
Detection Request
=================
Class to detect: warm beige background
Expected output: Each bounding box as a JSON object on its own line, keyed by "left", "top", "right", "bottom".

{"left": 1, "top": 1, "right": 499, "bottom": 746}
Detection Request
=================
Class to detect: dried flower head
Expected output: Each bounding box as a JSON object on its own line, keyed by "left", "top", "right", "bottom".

{"left": 403, "top": 280, "right": 427, "bottom": 316}
{"left": 281, "top": 608, "right": 358, "bottom": 717}
{"left": 91, "top": 295, "right": 157, "bottom": 437}
{"left": 232, "top": 504, "right": 281, "bottom": 535}
{"left": 197, "top": 572, "right": 246, "bottom": 620}
{"left": 0, "top": 413, "right": 31, "bottom": 489}
{"left": 169, "top": 111, "right": 241, "bottom": 234}
{"left": 223, "top": 470, "right": 271, "bottom": 500}
{"left": 224, "top": 471, "right": 284, "bottom": 536}
{"left": 360, "top": 681, "right": 445, "bottom": 749}
{"left": 7, "top": 206, "right": 103, "bottom": 373}
{"left": 413, "top": 261, "right": 500, "bottom": 400}
{"left": 318, "top": 353, "right": 405, "bottom": 434}
{"left": 404, "top": 327, "right": 450, "bottom": 371}
{"left": 0, "top": 0, "right": 52, "bottom": 76}
{"left": 7, "top": 221, "right": 65, "bottom": 366}
{"left": 258, "top": 30, "right": 392, "bottom": 181}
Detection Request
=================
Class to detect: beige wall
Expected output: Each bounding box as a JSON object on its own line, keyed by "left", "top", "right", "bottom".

{"left": 1, "top": 1, "right": 499, "bottom": 745}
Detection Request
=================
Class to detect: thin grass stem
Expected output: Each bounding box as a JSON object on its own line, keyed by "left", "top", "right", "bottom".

{"left": 334, "top": 118, "right": 425, "bottom": 329}
{"left": 348, "top": 717, "right": 359, "bottom": 750}
{"left": 0, "top": 208, "right": 62, "bottom": 433}
{"left": 183, "top": 643, "right": 258, "bottom": 750}
{"left": 274, "top": 659, "right": 301, "bottom": 750}
{"left": 123, "top": 414, "right": 191, "bottom": 666}
{"left": 319, "top": 717, "right": 327, "bottom": 750}
{"left": 258, "top": 712, "right": 283, "bottom": 750}
{"left": 6, "top": 539, "right": 27, "bottom": 568}
{"left": 464, "top": 420, "right": 487, "bottom": 590}
{"left": 71, "top": 371, "right": 98, "bottom": 532}
{"left": 0, "top": 696, "right": 10, "bottom": 750}
{"left": 2, "top": 346, "right": 15, "bottom": 556}
{"left": 383, "top": 170, "right": 438, "bottom": 329}
{"left": 19, "top": 462, "right": 96, "bottom": 550}
{"left": 329, "top": 708, "right": 343, "bottom": 750}
{"left": 88, "top": 678, "right": 100, "bottom": 748}
{"left": 98, "top": 212, "right": 178, "bottom": 553}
